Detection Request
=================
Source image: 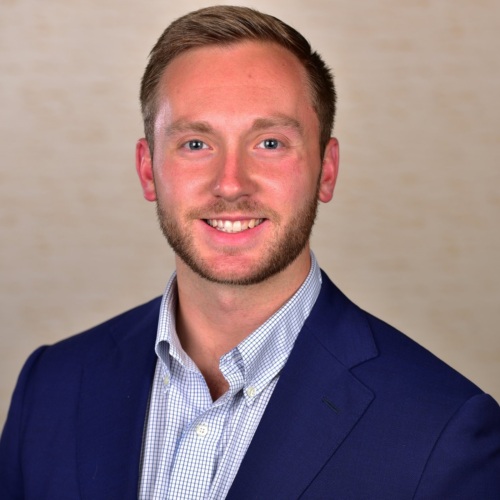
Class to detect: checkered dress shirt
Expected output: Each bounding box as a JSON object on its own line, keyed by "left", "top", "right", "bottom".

{"left": 138, "top": 254, "right": 322, "bottom": 499}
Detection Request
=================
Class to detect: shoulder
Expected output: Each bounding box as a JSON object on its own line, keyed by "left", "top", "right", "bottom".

{"left": 38, "top": 297, "right": 161, "bottom": 358}
{"left": 306, "top": 272, "right": 500, "bottom": 493}
{"left": 360, "top": 307, "right": 488, "bottom": 424}
{"left": 0, "top": 298, "right": 162, "bottom": 495}
{"left": 19, "top": 296, "right": 162, "bottom": 385}
{"left": 312, "top": 271, "right": 492, "bottom": 414}
{"left": 6, "top": 296, "right": 162, "bottom": 429}
{"left": 364, "top": 311, "right": 482, "bottom": 398}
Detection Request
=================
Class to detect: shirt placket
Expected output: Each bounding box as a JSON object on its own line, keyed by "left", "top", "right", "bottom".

{"left": 166, "top": 358, "right": 244, "bottom": 500}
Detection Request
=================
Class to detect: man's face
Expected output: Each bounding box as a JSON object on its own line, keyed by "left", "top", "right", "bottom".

{"left": 136, "top": 41, "right": 338, "bottom": 285}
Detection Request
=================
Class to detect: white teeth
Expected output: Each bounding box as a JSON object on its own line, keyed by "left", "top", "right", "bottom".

{"left": 206, "top": 218, "right": 263, "bottom": 233}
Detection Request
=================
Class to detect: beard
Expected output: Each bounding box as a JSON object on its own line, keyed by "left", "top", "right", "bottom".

{"left": 156, "top": 186, "right": 320, "bottom": 286}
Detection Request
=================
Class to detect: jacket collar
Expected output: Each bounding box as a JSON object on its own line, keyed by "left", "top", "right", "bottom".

{"left": 227, "top": 271, "right": 378, "bottom": 499}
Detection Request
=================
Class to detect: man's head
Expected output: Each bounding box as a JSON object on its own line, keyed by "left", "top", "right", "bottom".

{"left": 140, "top": 5, "right": 336, "bottom": 158}
{"left": 136, "top": 7, "right": 339, "bottom": 286}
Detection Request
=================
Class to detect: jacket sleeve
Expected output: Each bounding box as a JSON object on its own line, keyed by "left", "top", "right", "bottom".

{"left": 414, "top": 393, "right": 500, "bottom": 499}
{"left": 0, "top": 347, "right": 48, "bottom": 500}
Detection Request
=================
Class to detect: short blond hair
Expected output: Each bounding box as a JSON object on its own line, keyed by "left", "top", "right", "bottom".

{"left": 140, "top": 5, "right": 336, "bottom": 157}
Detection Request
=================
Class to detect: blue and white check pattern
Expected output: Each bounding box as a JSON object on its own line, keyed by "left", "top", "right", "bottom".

{"left": 139, "top": 253, "right": 322, "bottom": 499}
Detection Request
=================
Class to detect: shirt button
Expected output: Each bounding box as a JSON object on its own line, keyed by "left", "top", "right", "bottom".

{"left": 163, "top": 375, "right": 170, "bottom": 386}
{"left": 196, "top": 422, "right": 209, "bottom": 437}
{"left": 246, "top": 386, "right": 256, "bottom": 398}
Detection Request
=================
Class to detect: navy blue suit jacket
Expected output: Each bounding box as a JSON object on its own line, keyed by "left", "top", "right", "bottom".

{"left": 1, "top": 272, "right": 500, "bottom": 499}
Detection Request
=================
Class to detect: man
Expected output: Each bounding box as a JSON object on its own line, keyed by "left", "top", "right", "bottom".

{"left": 1, "top": 5, "right": 499, "bottom": 499}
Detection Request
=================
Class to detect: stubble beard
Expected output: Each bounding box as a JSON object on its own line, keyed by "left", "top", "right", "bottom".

{"left": 156, "top": 189, "right": 320, "bottom": 286}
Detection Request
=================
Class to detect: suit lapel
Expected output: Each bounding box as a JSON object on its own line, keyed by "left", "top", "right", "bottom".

{"left": 76, "top": 298, "right": 161, "bottom": 500}
{"left": 227, "top": 273, "right": 378, "bottom": 499}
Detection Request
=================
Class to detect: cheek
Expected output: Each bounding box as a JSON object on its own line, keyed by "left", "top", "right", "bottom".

{"left": 265, "top": 182, "right": 314, "bottom": 211}
{"left": 155, "top": 168, "right": 208, "bottom": 212}
{"left": 269, "top": 167, "right": 320, "bottom": 200}
{"left": 153, "top": 169, "right": 180, "bottom": 206}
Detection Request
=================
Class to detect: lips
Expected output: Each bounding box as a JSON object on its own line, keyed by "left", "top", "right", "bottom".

{"left": 205, "top": 218, "right": 264, "bottom": 233}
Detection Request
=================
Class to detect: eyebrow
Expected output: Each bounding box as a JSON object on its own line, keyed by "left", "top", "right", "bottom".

{"left": 164, "top": 120, "right": 214, "bottom": 138}
{"left": 250, "top": 115, "right": 303, "bottom": 135}
{"left": 163, "top": 114, "right": 303, "bottom": 138}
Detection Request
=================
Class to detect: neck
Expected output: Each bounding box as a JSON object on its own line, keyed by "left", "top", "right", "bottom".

{"left": 173, "top": 248, "right": 311, "bottom": 398}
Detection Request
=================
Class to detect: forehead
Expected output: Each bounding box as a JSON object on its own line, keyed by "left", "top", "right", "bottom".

{"left": 157, "top": 41, "right": 314, "bottom": 113}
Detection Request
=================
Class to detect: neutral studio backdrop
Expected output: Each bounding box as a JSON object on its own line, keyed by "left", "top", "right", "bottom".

{"left": 1, "top": 0, "right": 499, "bottom": 426}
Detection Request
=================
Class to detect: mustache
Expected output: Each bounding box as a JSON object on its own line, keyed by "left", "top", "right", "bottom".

{"left": 187, "top": 199, "right": 280, "bottom": 220}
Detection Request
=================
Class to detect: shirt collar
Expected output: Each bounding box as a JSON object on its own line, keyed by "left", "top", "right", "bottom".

{"left": 155, "top": 252, "right": 322, "bottom": 403}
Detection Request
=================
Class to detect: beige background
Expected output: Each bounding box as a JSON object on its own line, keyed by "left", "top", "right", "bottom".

{"left": 1, "top": 0, "right": 499, "bottom": 427}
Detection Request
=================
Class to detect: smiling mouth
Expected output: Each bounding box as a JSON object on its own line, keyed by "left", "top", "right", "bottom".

{"left": 205, "top": 218, "right": 265, "bottom": 233}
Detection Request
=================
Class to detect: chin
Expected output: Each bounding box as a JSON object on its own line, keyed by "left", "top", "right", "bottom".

{"left": 185, "top": 249, "right": 303, "bottom": 286}
{"left": 191, "top": 261, "right": 266, "bottom": 286}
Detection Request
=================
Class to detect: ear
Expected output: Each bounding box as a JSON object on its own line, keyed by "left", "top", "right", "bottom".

{"left": 136, "top": 138, "right": 157, "bottom": 201}
{"left": 318, "top": 137, "right": 339, "bottom": 203}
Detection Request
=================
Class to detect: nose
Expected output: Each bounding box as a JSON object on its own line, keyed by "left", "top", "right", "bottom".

{"left": 211, "top": 150, "right": 255, "bottom": 201}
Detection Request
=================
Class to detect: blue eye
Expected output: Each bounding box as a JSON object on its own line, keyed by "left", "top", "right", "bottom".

{"left": 184, "top": 139, "right": 208, "bottom": 150}
{"left": 258, "top": 138, "right": 282, "bottom": 149}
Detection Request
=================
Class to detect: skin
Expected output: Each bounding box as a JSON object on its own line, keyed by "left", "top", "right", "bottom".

{"left": 136, "top": 41, "right": 339, "bottom": 399}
